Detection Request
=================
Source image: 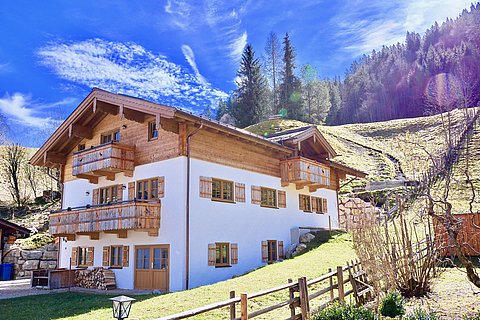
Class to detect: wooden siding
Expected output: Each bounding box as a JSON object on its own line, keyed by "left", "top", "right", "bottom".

{"left": 49, "top": 202, "right": 161, "bottom": 237}
{"left": 280, "top": 157, "right": 335, "bottom": 190}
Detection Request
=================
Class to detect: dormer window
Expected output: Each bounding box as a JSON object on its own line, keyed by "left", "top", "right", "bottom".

{"left": 101, "top": 130, "right": 120, "bottom": 144}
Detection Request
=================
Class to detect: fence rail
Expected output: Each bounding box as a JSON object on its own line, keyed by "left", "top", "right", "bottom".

{"left": 156, "top": 261, "right": 363, "bottom": 320}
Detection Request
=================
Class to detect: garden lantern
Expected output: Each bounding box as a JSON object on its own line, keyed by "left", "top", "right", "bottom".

{"left": 110, "top": 295, "right": 135, "bottom": 320}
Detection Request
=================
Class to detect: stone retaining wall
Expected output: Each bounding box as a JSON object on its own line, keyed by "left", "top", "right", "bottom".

{"left": 338, "top": 197, "right": 380, "bottom": 230}
{"left": 2, "top": 243, "right": 58, "bottom": 279}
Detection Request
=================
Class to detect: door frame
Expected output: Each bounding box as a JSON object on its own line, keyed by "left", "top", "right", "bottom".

{"left": 134, "top": 244, "right": 170, "bottom": 291}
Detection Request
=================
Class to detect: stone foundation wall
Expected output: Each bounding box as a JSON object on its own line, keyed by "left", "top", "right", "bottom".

{"left": 2, "top": 243, "right": 58, "bottom": 279}
{"left": 338, "top": 197, "right": 380, "bottom": 230}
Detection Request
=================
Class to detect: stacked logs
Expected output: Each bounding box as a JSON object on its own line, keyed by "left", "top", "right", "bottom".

{"left": 75, "top": 267, "right": 117, "bottom": 290}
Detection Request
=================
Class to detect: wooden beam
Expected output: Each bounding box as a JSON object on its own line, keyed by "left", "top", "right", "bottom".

{"left": 44, "top": 151, "right": 66, "bottom": 165}
{"left": 76, "top": 174, "right": 98, "bottom": 184}
{"left": 123, "top": 108, "right": 145, "bottom": 123}
{"left": 147, "top": 228, "right": 159, "bottom": 237}
{"left": 117, "top": 230, "right": 128, "bottom": 238}
{"left": 119, "top": 104, "right": 124, "bottom": 119}
{"left": 77, "top": 232, "right": 100, "bottom": 240}
{"left": 96, "top": 101, "right": 119, "bottom": 115}
{"left": 92, "top": 97, "right": 97, "bottom": 113}
{"left": 179, "top": 122, "right": 187, "bottom": 156}
{"left": 93, "top": 170, "right": 115, "bottom": 181}
{"left": 69, "top": 124, "right": 93, "bottom": 139}
{"left": 156, "top": 113, "right": 161, "bottom": 130}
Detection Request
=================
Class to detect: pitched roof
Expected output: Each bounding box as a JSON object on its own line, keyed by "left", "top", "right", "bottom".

{"left": 0, "top": 219, "right": 30, "bottom": 235}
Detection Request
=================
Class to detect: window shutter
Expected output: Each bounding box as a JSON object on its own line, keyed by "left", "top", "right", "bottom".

{"left": 299, "top": 195, "right": 305, "bottom": 211}
{"left": 235, "top": 183, "right": 245, "bottom": 203}
{"left": 87, "top": 247, "right": 94, "bottom": 266}
{"left": 278, "top": 241, "right": 284, "bottom": 260}
{"left": 122, "top": 246, "right": 130, "bottom": 267}
{"left": 158, "top": 176, "right": 165, "bottom": 198}
{"left": 231, "top": 243, "right": 238, "bottom": 264}
{"left": 92, "top": 189, "right": 99, "bottom": 205}
{"left": 102, "top": 246, "right": 110, "bottom": 267}
{"left": 200, "top": 176, "right": 213, "bottom": 198}
{"left": 116, "top": 185, "right": 123, "bottom": 202}
{"left": 312, "top": 197, "right": 318, "bottom": 213}
{"left": 278, "top": 190, "right": 286, "bottom": 208}
{"left": 71, "top": 247, "right": 78, "bottom": 267}
{"left": 128, "top": 182, "right": 135, "bottom": 200}
{"left": 208, "top": 243, "right": 216, "bottom": 266}
{"left": 261, "top": 241, "right": 268, "bottom": 263}
{"left": 322, "top": 198, "right": 328, "bottom": 213}
{"left": 251, "top": 186, "right": 261, "bottom": 205}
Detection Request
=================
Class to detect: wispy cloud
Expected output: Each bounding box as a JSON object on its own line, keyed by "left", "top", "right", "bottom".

{"left": 0, "top": 93, "right": 64, "bottom": 129}
{"left": 229, "top": 31, "right": 248, "bottom": 61}
{"left": 0, "top": 62, "right": 11, "bottom": 73}
{"left": 37, "top": 39, "right": 228, "bottom": 108}
{"left": 164, "top": 0, "right": 192, "bottom": 31}
{"left": 181, "top": 44, "right": 207, "bottom": 85}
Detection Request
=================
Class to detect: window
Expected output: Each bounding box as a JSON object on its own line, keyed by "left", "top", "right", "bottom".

{"left": 137, "top": 178, "right": 158, "bottom": 201}
{"left": 100, "top": 129, "right": 120, "bottom": 144}
{"left": 311, "top": 196, "right": 328, "bottom": 214}
{"left": 215, "top": 242, "right": 230, "bottom": 267}
{"left": 99, "top": 185, "right": 118, "bottom": 204}
{"left": 299, "top": 194, "right": 312, "bottom": 212}
{"left": 212, "top": 178, "right": 234, "bottom": 202}
{"left": 267, "top": 240, "right": 277, "bottom": 263}
{"left": 78, "top": 247, "right": 89, "bottom": 266}
{"left": 110, "top": 246, "right": 123, "bottom": 267}
{"left": 78, "top": 144, "right": 85, "bottom": 151}
{"left": 261, "top": 187, "right": 277, "bottom": 208}
{"left": 148, "top": 122, "right": 158, "bottom": 141}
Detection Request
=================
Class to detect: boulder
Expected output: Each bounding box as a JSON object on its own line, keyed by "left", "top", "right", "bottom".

{"left": 39, "top": 261, "right": 49, "bottom": 269}
{"left": 42, "top": 251, "right": 57, "bottom": 260}
{"left": 22, "top": 260, "right": 39, "bottom": 270}
{"left": 295, "top": 243, "right": 307, "bottom": 254}
{"left": 21, "top": 250, "right": 42, "bottom": 260}
{"left": 299, "top": 233, "right": 315, "bottom": 244}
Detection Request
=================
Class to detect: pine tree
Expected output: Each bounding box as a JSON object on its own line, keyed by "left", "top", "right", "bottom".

{"left": 264, "top": 31, "right": 282, "bottom": 114}
{"left": 232, "top": 44, "right": 269, "bottom": 128}
{"left": 279, "top": 33, "right": 302, "bottom": 120}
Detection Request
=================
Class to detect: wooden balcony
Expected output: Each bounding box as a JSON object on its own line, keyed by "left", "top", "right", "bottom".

{"left": 49, "top": 201, "right": 161, "bottom": 240}
{"left": 72, "top": 142, "right": 135, "bottom": 183}
{"left": 280, "top": 157, "right": 330, "bottom": 191}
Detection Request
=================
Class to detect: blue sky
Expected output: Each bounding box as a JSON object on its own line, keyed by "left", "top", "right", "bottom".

{"left": 0, "top": 0, "right": 473, "bottom": 146}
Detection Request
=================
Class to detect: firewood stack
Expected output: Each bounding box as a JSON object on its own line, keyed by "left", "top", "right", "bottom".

{"left": 75, "top": 267, "right": 117, "bottom": 290}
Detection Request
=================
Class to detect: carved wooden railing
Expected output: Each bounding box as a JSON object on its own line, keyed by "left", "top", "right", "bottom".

{"left": 50, "top": 200, "right": 160, "bottom": 238}
{"left": 280, "top": 157, "right": 330, "bottom": 188}
{"left": 72, "top": 142, "right": 135, "bottom": 178}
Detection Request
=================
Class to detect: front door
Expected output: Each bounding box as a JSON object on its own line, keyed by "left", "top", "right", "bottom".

{"left": 134, "top": 245, "right": 169, "bottom": 291}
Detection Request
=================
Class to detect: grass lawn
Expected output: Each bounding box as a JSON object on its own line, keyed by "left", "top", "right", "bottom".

{"left": 0, "top": 231, "right": 356, "bottom": 320}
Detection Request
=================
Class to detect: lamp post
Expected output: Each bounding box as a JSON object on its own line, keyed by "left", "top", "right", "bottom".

{"left": 110, "top": 295, "right": 136, "bottom": 320}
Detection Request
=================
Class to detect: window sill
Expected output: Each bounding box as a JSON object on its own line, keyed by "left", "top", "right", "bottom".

{"left": 261, "top": 205, "right": 279, "bottom": 209}
{"left": 215, "top": 265, "right": 232, "bottom": 268}
{"left": 148, "top": 137, "right": 158, "bottom": 142}
{"left": 109, "top": 266, "right": 123, "bottom": 269}
{"left": 211, "top": 198, "right": 236, "bottom": 204}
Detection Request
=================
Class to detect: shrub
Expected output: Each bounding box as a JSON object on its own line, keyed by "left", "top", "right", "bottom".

{"left": 379, "top": 291, "right": 405, "bottom": 317}
{"left": 312, "top": 303, "right": 376, "bottom": 320}
{"left": 404, "top": 308, "right": 438, "bottom": 320}
{"left": 464, "top": 315, "right": 480, "bottom": 320}
{"left": 34, "top": 196, "right": 47, "bottom": 205}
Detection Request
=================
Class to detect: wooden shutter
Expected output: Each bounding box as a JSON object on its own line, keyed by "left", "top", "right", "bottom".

{"left": 102, "top": 246, "right": 110, "bottom": 267}
{"left": 251, "top": 186, "right": 261, "bottom": 205}
{"left": 122, "top": 246, "right": 130, "bottom": 267}
{"left": 322, "top": 198, "right": 328, "bottom": 213}
{"left": 312, "top": 197, "right": 318, "bottom": 213}
{"left": 261, "top": 241, "right": 268, "bottom": 263}
{"left": 87, "top": 247, "right": 94, "bottom": 266}
{"left": 278, "top": 241, "right": 284, "bottom": 260}
{"left": 278, "top": 190, "right": 286, "bottom": 208}
{"left": 200, "top": 176, "right": 212, "bottom": 198}
{"left": 231, "top": 243, "right": 238, "bottom": 264}
{"left": 128, "top": 182, "right": 135, "bottom": 200}
{"left": 208, "top": 243, "right": 216, "bottom": 266}
{"left": 116, "top": 185, "right": 123, "bottom": 202}
{"left": 299, "top": 195, "right": 305, "bottom": 211}
{"left": 235, "top": 183, "right": 246, "bottom": 203}
{"left": 158, "top": 176, "right": 165, "bottom": 198}
{"left": 92, "top": 189, "right": 100, "bottom": 205}
{"left": 71, "top": 247, "right": 78, "bottom": 267}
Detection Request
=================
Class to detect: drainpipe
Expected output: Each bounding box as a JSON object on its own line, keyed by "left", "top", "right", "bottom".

{"left": 186, "top": 122, "right": 203, "bottom": 290}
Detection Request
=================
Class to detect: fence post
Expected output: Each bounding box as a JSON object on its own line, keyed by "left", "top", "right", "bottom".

{"left": 240, "top": 293, "right": 248, "bottom": 320}
{"left": 328, "top": 216, "right": 332, "bottom": 237}
{"left": 288, "top": 278, "right": 296, "bottom": 318}
{"left": 298, "top": 277, "right": 310, "bottom": 320}
{"left": 337, "top": 266, "right": 345, "bottom": 303}
{"left": 328, "top": 268, "right": 334, "bottom": 301}
{"left": 230, "top": 290, "right": 236, "bottom": 319}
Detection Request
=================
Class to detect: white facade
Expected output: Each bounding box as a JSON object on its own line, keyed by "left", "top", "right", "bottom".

{"left": 59, "top": 156, "right": 338, "bottom": 291}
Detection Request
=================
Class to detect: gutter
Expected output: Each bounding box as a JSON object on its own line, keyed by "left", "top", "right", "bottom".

{"left": 185, "top": 122, "right": 203, "bottom": 290}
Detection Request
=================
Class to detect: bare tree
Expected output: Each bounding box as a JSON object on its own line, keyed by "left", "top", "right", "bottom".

{"left": 0, "top": 144, "right": 27, "bottom": 207}
{"left": 264, "top": 31, "right": 282, "bottom": 114}
{"left": 24, "top": 163, "right": 42, "bottom": 198}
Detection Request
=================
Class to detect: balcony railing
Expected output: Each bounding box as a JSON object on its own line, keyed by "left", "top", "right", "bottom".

{"left": 72, "top": 142, "right": 135, "bottom": 182}
{"left": 280, "top": 157, "right": 330, "bottom": 190}
{"left": 50, "top": 200, "right": 161, "bottom": 240}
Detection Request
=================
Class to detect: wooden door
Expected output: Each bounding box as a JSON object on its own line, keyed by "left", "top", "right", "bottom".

{"left": 267, "top": 240, "right": 277, "bottom": 263}
{"left": 134, "top": 245, "right": 169, "bottom": 291}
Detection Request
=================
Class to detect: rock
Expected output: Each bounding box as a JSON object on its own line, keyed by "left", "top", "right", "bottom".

{"left": 285, "top": 250, "right": 292, "bottom": 259}
{"left": 21, "top": 250, "right": 42, "bottom": 260}
{"left": 23, "top": 271, "right": 32, "bottom": 278}
{"left": 17, "top": 259, "right": 25, "bottom": 265}
{"left": 42, "top": 251, "right": 57, "bottom": 260}
{"left": 18, "top": 271, "right": 24, "bottom": 277}
{"left": 45, "top": 243, "right": 58, "bottom": 251}
{"left": 39, "top": 261, "right": 49, "bottom": 269}
{"left": 47, "top": 261, "right": 57, "bottom": 269}
{"left": 22, "top": 260, "right": 39, "bottom": 270}
{"left": 295, "top": 243, "right": 307, "bottom": 254}
{"left": 299, "top": 233, "right": 315, "bottom": 244}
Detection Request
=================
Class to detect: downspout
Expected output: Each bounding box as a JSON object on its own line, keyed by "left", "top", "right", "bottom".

{"left": 185, "top": 122, "right": 203, "bottom": 290}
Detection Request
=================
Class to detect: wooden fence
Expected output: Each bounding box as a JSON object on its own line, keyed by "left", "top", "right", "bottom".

{"left": 156, "top": 261, "right": 364, "bottom": 320}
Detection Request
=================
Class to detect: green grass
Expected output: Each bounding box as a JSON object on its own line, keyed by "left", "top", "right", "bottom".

{"left": 0, "top": 231, "right": 356, "bottom": 320}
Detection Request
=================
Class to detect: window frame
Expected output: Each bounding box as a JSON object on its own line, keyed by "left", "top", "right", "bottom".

{"left": 211, "top": 178, "right": 235, "bottom": 203}
{"left": 77, "top": 247, "right": 89, "bottom": 267}
{"left": 136, "top": 178, "right": 158, "bottom": 202}
{"left": 312, "top": 196, "right": 323, "bottom": 214}
{"left": 267, "top": 240, "right": 278, "bottom": 264}
{"left": 99, "top": 185, "right": 119, "bottom": 204}
{"left": 110, "top": 245, "right": 123, "bottom": 268}
{"left": 148, "top": 121, "right": 158, "bottom": 141}
{"left": 215, "top": 242, "right": 230, "bottom": 267}
{"left": 260, "top": 187, "right": 277, "bottom": 208}
{"left": 100, "top": 129, "right": 120, "bottom": 144}
{"left": 300, "top": 194, "right": 312, "bottom": 213}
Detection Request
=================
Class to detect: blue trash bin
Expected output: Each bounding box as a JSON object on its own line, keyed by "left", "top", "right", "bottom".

{"left": 1, "top": 264, "right": 13, "bottom": 280}
{"left": 0, "top": 265, "right": 3, "bottom": 280}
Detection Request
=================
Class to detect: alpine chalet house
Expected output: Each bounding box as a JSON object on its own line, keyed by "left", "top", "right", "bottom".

{"left": 31, "top": 88, "right": 365, "bottom": 292}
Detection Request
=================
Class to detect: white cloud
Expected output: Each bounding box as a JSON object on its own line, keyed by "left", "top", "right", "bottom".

{"left": 229, "top": 31, "right": 248, "bottom": 61}
{"left": 37, "top": 39, "right": 228, "bottom": 108}
{"left": 181, "top": 44, "right": 207, "bottom": 85}
{"left": 0, "top": 93, "right": 63, "bottom": 129}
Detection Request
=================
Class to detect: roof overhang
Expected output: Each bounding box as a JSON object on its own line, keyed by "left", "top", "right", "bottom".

{"left": 328, "top": 160, "right": 367, "bottom": 179}
{"left": 0, "top": 219, "right": 30, "bottom": 235}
